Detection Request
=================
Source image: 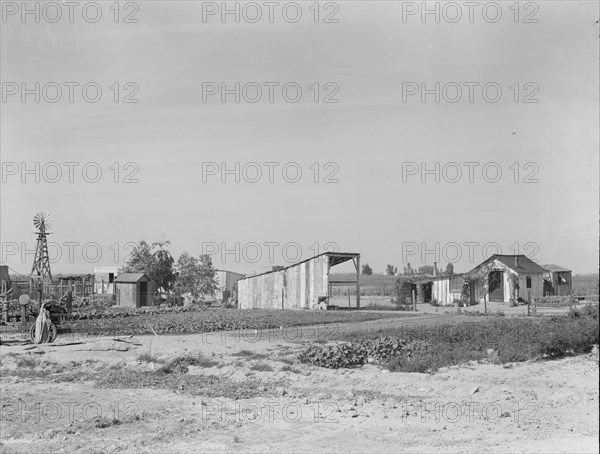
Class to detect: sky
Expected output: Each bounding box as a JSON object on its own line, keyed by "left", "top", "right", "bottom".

{"left": 1, "top": 1, "right": 599, "bottom": 276}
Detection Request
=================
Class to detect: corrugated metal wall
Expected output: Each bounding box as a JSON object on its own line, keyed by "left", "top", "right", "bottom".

{"left": 238, "top": 255, "right": 329, "bottom": 310}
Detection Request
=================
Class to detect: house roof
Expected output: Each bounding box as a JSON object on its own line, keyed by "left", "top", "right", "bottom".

{"left": 542, "top": 264, "right": 571, "bottom": 273}
{"left": 115, "top": 273, "right": 147, "bottom": 283}
{"left": 485, "top": 255, "right": 546, "bottom": 274}
{"left": 412, "top": 273, "right": 465, "bottom": 284}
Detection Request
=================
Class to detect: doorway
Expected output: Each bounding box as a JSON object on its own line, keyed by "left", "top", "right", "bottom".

{"left": 488, "top": 271, "right": 504, "bottom": 302}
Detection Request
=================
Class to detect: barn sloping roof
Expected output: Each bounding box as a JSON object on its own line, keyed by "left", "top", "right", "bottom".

{"left": 491, "top": 255, "right": 546, "bottom": 274}
{"left": 542, "top": 264, "right": 571, "bottom": 273}
{"left": 115, "top": 273, "right": 147, "bottom": 283}
{"left": 238, "top": 252, "right": 360, "bottom": 281}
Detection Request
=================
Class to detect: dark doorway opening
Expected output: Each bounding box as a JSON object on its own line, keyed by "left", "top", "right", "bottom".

{"left": 489, "top": 271, "right": 504, "bottom": 302}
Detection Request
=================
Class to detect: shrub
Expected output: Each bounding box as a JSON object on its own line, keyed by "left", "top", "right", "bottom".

{"left": 280, "top": 364, "right": 301, "bottom": 374}
{"left": 158, "top": 352, "right": 217, "bottom": 373}
{"left": 392, "top": 277, "right": 414, "bottom": 307}
{"left": 250, "top": 362, "right": 273, "bottom": 372}
{"left": 137, "top": 353, "right": 165, "bottom": 364}
{"left": 298, "top": 337, "right": 431, "bottom": 369}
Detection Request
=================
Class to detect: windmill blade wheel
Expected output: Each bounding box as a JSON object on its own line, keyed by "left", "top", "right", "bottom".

{"left": 33, "top": 212, "right": 53, "bottom": 231}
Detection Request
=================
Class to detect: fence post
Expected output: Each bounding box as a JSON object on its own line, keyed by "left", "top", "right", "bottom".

{"left": 412, "top": 290, "right": 416, "bottom": 311}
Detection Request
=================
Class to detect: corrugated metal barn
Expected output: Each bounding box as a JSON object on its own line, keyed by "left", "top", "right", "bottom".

{"left": 238, "top": 252, "right": 360, "bottom": 310}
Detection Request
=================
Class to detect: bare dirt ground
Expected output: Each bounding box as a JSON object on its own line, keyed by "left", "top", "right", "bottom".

{"left": 1, "top": 316, "right": 598, "bottom": 454}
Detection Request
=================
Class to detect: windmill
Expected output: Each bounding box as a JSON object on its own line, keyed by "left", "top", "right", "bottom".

{"left": 31, "top": 212, "right": 53, "bottom": 283}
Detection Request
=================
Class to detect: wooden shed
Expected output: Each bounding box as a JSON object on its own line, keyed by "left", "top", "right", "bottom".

{"left": 115, "top": 273, "right": 153, "bottom": 308}
{"left": 238, "top": 252, "right": 360, "bottom": 310}
{"left": 413, "top": 273, "right": 465, "bottom": 306}
{"left": 542, "top": 264, "right": 572, "bottom": 296}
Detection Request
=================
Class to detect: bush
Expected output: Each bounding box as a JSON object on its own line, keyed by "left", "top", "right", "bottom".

{"left": 158, "top": 352, "right": 217, "bottom": 373}
{"left": 250, "top": 362, "right": 274, "bottom": 372}
{"left": 298, "top": 336, "right": 431, "bottom": 369}
{"left": 304, "top": 309, "right": 600, "bottom": 373}
{"left": 392, "top": 277, "right": 414, "bottom": 307}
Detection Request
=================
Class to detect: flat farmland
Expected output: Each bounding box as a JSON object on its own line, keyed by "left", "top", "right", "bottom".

{"left": 1, "top": 311, "right": 598, "bottom": 453}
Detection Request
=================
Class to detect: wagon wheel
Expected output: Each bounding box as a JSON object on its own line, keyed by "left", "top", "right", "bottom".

{"left": 29, "top": 323, "right": 58, "bottom": 343}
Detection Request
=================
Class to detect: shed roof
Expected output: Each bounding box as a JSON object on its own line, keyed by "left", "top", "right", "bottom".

{"left": 115, "top": 273, "right": 147, "bottom": 283}
{"left": 238, "top": 252, "right": 360, "bottom": 281}
{"left": 412, "top": 273, "right": 466, "bottom": 284}
{"left": 542, "top": 264, "right": 571, "bottom": 273}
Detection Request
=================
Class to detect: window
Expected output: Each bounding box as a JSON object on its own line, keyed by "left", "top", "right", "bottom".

{"left": 449, "top": 277, "right": 462, "bottom": 292}
{"left": 526, "top": 276, "right": 532, "bottom": 289}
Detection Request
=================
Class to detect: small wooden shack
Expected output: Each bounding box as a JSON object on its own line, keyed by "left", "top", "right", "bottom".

{"left": 542, "top": 264, "right": 572, "bottom": 296}
{"left": 413, "top": 273, "right": 465, "bottom": 306}
{"left": 466, "top": 254, "right": 545, "bottom": 304}
{"left": 115, "top": 273, "right": 153, "bottom": 308}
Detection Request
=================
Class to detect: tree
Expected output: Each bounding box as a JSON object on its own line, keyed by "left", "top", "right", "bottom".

{"left": 121, "top": 240, "right": 176, "bottom": 292}
{"left": 417, "top": 265, "right": 434, "bottom": 275}
{"left": 403, "top": 263, "right": 414, "bottom": 275}
{"left": 174, "top": 252, "right": 218, "bottom": 299}
{"left": 361, "top": 263, "right": 373, "bottom": 275}
{"left": 386, "top": 264, "right": 398, "bottom": 276}
{"left": 393, "top": 276, "right": 414, "bottom": 308}
{"left": 445, "top": 263, "right": 455, "bottom": 275}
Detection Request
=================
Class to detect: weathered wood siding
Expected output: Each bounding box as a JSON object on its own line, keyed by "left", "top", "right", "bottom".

{"left": 431, "top": 278, "right": 462, "bottom": 306}
{"left": 238, "top": 255, "right": 329, "bottom": 310}
{"left": 517, "top": 273, "right": 544, "bottom": 301}
{"left": 470, "top": 269, "right": 544, "bottom": 304}
{"left": 116, "top": 283, "right": 137, "bottom": 308}
{"left": 551, "top": 271, "right": 572, "bottom": 296}
{"left": 115, "top": 278, "right": 153, "bottom": 308}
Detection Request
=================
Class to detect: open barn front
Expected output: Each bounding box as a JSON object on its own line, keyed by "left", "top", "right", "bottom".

{"left": 238, "top": 252, "right": 361, "bottom": 310}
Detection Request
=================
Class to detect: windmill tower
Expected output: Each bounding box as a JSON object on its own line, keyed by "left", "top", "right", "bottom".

{"left": 31, "top": 212, "right": 53, "bottom": 283}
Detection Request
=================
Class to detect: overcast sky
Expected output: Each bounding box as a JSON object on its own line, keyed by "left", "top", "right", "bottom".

{"left": 1, "top": 1, "right": 598, "bottom": 275}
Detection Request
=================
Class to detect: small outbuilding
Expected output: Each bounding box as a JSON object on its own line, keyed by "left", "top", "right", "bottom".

{"left": 115, "top": 273, "right": 154, "bottom": 308}
{"left": 542, "top": 264, "right": 572, "bottom": 296}
{"left": 94, "top": 266, "right": 120, "bottom": 294}
{"left": 413, "top": 273, "right": 465, "bottom": 306}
